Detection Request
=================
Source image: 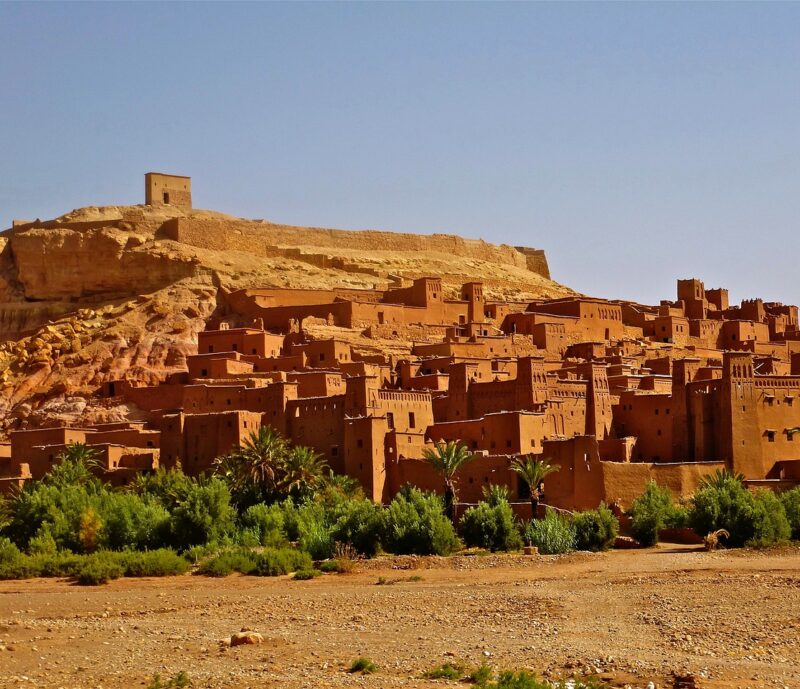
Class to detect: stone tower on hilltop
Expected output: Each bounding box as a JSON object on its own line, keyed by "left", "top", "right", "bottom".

{"left": 145, "top": 172, "right": 192, "bottom": 209}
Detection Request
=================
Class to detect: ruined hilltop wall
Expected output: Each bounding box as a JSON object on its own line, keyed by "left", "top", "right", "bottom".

{"left": 515, "top": 247, "right": 551, "bottom": 280}
{"left": 161, "top": 217, "right": 551, "bottom": 278}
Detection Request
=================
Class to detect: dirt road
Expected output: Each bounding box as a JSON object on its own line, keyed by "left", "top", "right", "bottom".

{"left": 0, "top": 544, "right": 797, "bottom": 689}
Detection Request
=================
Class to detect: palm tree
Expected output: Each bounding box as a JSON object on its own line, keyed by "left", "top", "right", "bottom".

{"left": 511, "top": 456, "right": 560, "bottom": 516}
{"left": 698, "top": 468, "right": 745, "bottom": 491}
{"left": 214, "top": 426, "right": 288, "bottom": 507}
{"left": 43, "top": 443, "right": 102, "bottom": 488}
{"left": 278, "top": 446, "right": 328, "bottom": 500}
{"left": 422, "top": 440, "right": 475, "bottom": 520}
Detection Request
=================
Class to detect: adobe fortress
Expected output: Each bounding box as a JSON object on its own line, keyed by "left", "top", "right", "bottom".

{"left": 1, "top": 174, "right": 798, "bottom": 513}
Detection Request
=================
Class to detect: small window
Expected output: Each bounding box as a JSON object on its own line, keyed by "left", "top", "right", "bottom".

{"left": 201, "top": 369, "right": 208, "bottom": 377}
{"left": 357, "top": 439, "right": 363, "bottom": 449}
{"left": 408, "top": 412, "right": 416, "bottom": 428}
{"left": 767, "top": 431, "right": 776, "bottom": 443}
{"left": 319, "top": 353, "right": 325, "bottom": 361}
{"left": 387, "top": 412, "right": 395, "bottom": 429}
{"left": 232, "top": 344, "right": 238, "bottom": 351}
{"left": 331, "top": 446, "right": 339, "bottom": 456}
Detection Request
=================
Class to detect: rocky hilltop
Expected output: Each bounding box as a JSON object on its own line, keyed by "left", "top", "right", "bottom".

{"left": 0, "top": 204, "right": 572, "bottom": 435}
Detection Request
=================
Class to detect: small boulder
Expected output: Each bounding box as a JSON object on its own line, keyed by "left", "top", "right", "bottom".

{"left": 230, "top": 631, "right": 264, "bottom": 647}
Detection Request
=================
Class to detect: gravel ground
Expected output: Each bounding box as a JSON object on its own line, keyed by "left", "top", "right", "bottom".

{"left": 0, "top": 544, "right": 797, "bottom": 689}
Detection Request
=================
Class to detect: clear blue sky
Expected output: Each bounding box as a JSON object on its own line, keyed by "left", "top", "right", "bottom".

{"left": 1, "top": 2, "right": 798, "bottom": 306}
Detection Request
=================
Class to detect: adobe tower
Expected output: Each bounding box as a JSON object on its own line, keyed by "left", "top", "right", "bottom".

{"left": 145, "top": 172, "right": 192, "bottom": 209}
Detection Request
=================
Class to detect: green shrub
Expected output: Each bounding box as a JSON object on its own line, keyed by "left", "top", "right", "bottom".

{"left": 492, "top": 670, "right": 549, "bottom": 688}
{"left": 348, "top": 657, "right": 377, "bottom": 674}
{"left": 27, "top": 529, "right": 58, "bottom": 556}
{"left": 197, "top": 549, "right": 257, "bottom": 577}
{"left": 170, "top": 478, "right": 236, "bottom": 547}
{"left": 330, "top": 499, "right": 383, "bottom": 556}
{"left": 32, "top": 551, "right": 82, "bottom": 578}
{"left": 748, "top": 490, "right": 791, "bottom": 547}
{"left": 381, "top": 487, "right": 460, "bottom": 555}
{"left": 0, "top": 537, "right": 21, "bottom": 565}
{"left": 524, "top": 510, "right": 575, "bottom": 555}
{"left": 469, "top": 663, "right": 493, "bottom": 686}
{"left": 292, "top": 568, "right": 320, "bottom": 580}
{"left": 573, "top": 504, "right": 618, "bottom": 552}
{"left": 424, "top": 662, "right": 464, "bottom": 680}
{"left": 74, "top": 551, "right": 125, "bottom": 585}
{"left": 120, "top": 549, "right": 190, "bottom": 577}
{"left": 0, "top": 547, "right": 39, "bottom": 580}
{"left": 318, "top": 560, "right": 339, "bottom": 573}
{"left": 297, "top": 517, "right": 335, "bottom": 560}
{"left": 240, "top": 503, "right": 287, "bottom": 547}
{"left": 780, "top": 487, "right": 800, "bottom": 540}
{"left": 460, "top": 500, "right": 523, "bottom": 552}
{"left": 253, "top": 547, "right": 312, "bottom": 576}
{"left": 97, "top": 492, "right": 171, "bottom": 550}
{"left": 690, "top": 473, "right": 790, "bottom": 547}
{"left": 146, "top": 671, "right": 191, "bottom": 689}
{"left": 629, "top": 481, "right": 679, "bottom": 547}
{"left": 132, "top": 467, "right": 194, "bottom": 510}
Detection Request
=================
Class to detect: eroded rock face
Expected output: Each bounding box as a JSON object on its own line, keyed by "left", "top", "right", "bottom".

{"left": 10, "top": 226, "right": 200, "bottom": 300}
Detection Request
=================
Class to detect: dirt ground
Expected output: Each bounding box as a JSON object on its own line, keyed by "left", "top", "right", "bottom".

{"left": 0, "top": 544, "right": 797, "bottom": 689}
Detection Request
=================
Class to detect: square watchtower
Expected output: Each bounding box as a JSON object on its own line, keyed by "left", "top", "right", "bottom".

{"left": 145, "top": 172, "right": 192, "bottom": 209}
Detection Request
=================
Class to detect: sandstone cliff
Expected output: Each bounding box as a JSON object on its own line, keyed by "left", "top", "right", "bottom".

{"left": 0, "top": 204, "right": 572, "bottom": 434}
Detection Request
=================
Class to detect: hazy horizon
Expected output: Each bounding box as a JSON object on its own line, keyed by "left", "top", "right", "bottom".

{"left": 2, "top": 2, "right": 798, "bottom": 307}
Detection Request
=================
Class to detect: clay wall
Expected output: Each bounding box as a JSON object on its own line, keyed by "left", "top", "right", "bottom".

{"left": 384, "top": 453, "right": 520, "bottom": 505}
{"left": 198, "top": 329, "right": 284, "bottom": 357}
{"left": 180, "top": 411, "right": 262, "bottom": 475}
{"left": 427, "top": 411, "right": 549, "bottom": 455}
{"left": 162, "top": 217, "right": 550, "bottom": 276}
{"left": 288, "top": 371, "right": 346, "bottom": 398}
{"left": 286, "top": 395, "right": 346, "bottom": 472}
{"left": 188, "top": 353, "right": 254, "bottom": 379}
{"left": 613, "top": 392, "right": 674, "bottom": 462}
{"left": 288, "top": 339, "right": 352, "bottom": 367}
{"left": 344, "top": 415, "right": 389, "bottom": 502}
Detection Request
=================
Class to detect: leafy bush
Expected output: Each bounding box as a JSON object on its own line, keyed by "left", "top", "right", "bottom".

{"left": 74, "top": 551, "right": 125, "bottom": 585}
{"left": 120, "top": 549, "right": 190, "bottom": 577}
{"left": 32, "top": 551, "right": 82, "bottom": 578}
{"left": 170, "top": 478, "right": 236, "bottom": 547}
{"left": 573, "top": 504, "right": 618, "bottom": 552}
{"left": 97, "top": 493, "right": 171, "bottom": 551}
{"left": 239, "top": 503, "right": 287, "bottom": 547}
{"left": 292, "top": 568, "right": 320, "bottom": 580}
{"left": 197, "top": 549, "right": 257, "bottom": 577}
{"left": 460, "top": 500, "right": 523, "bottom": 552}
{"left": 253, "top": 547, "right": 312, "bottom": 576}
{"left": 146, "top": 671, "right": 191, "bottom": 689}
{"left": 629, "top": 481, "right": 683, "bottom": 547}
{"left": 348, "top": 657, "right": 377, "bottom": 674}
{"left": 523, "top": 510, "right": 576, "bottom": 554}
{"left": 0, "top": 537, "right": 21, "bottom": 564}
{"left": 748, "top": 490, "right": 791, "bottom": 548}
{"left": 690, "top": 473, "right": 790, "bottom": 547}
{"left": 330, "top": 499, "right": 383, "bottom": 556}
{"left": 424, "top": 662, "right": 464, "bottom": 680}
{"left": 469, "top": 663, "right": 493, "bottom": 686}
{"left": 780, "top": 487, "right": 800, "bottom": 540}
{"left": 381, "top": 487, "right": 460, "bottom": 555}
{"left": 297, "top": 516, "right": 335, "bottom": 560}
